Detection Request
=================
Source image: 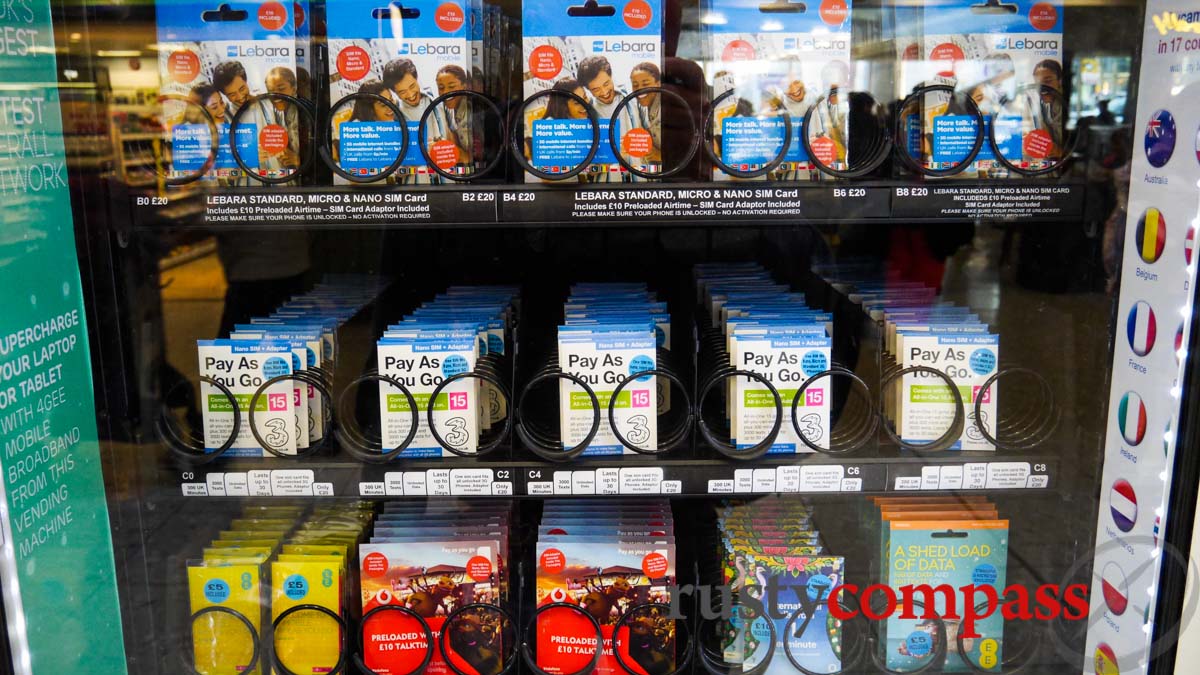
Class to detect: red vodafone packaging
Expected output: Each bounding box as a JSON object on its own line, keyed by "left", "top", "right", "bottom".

{"left": 359, "top": 541, "right": 502, "bottom": 675}
{"left": 534, "top": 536, "right": 676, "bottom": 675}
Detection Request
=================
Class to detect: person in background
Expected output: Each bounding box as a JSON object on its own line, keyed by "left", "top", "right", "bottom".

{"left": 1103, "top": 128, "right": 1132, "bottom": 294}
{"left": 182, "top": 84, "right": 234, "bottom": 184}
{"left": 209, "top": 68, "right": 311, "bottom": 336}
{"left": 1029, "top": 59, "right": 1066, "bottom": 151}
{"left": 213, "top": 60, "right": 254, "bottom": 110}
{"left": 780, "top": 77, "right": 816, "bottom": 121}
{"left": 545, "top": 78, "right": 590, "bottom": 121}
{"left": 329, "top": 80, "right": 399, "bottom": 183}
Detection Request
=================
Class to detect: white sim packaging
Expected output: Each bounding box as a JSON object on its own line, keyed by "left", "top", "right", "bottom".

{"left": 197, "top": 339, "right": 297, "bottom": 456}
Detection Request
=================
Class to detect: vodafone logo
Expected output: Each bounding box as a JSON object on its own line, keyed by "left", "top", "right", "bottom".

{"left": 1029, "top": 3, "right": 1058, "bottom": 31}
{"left": 258, "top": 1, "right": 288, "bottom": 31}
{"left": 435, "top": 3, "right": 465, "bottom": 32}
{"left": 819, "top": 0, "right": 849, "bottom": 26}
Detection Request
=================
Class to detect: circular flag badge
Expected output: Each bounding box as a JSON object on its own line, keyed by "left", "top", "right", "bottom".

{"left": 1186, "top": 226, "right": 1195, "bottom": 266}
{"left": 1135, "top": 207, "right": 1166, "bottom": 263}
{"left": 1109, "top": 479, "right": 1138, "bottom": 533}
{"left": 1177, "top": 321, "right": 1186, "bottom": 363}
{"left": 1118, "top": 391, "right": 1147, "bottom": 446}
{"left": 1095, "top": 643, "right": 1119, "bottom": 675}
{"left": 1144, "top": 109, "right": 1176, "bottom": 168}
{"left": 1101, "top": 561, "right": 1129, "bottom": 615}
{"left": 1126, "top": 301, "right": 1157, "bottom": 357}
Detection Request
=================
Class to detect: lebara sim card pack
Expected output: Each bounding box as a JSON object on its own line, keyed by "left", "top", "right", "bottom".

{"left": 157, "top": 0, "right": 299, "bottom": 185}
{"left": 705, "top": 0, "right": 852, "bottom": 181}
{"left": 896, "top": 0, "right": 1064, "bottom": 177}
{"left": 521, "top": 0, "right": 663, "bottom": 182}
{"left": 328, "top": 0, "right": 472, "bottom": 185}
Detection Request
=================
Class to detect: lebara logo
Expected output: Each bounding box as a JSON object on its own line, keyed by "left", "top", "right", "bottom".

{"left": 227, "top": 45, "right": 239, "bottom": 57}
{"left": 995, "top": 37, "right": 1060, "bottom": 50}
{"left": 592, "top": 39, "right": 658, "bottom": 53}
{"left": 395, "top": 43, "right": 461, "bottom": 56}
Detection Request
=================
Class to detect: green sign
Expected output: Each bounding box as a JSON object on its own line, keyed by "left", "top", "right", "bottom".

{"left": 0, "top": 0, "right": 128, "bottom": 673}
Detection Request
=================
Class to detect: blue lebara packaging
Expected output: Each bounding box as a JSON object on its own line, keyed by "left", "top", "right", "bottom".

{"left": 521, "top": 0, "right": 662, "bottom": 182}
{"left": 157, "top": 0, "right": 299, "bottom": 185}
{"left": 884, "top": 518, "right": 1008, "bottom": 672}
{"left": 898, "top": 0, "right": 1064, "bottom": 177}
{"left": 705, "top": 0, "right": 852, "bottom": 181}
{"left": 328, "top": 0, "right": 471, "bottom": 185}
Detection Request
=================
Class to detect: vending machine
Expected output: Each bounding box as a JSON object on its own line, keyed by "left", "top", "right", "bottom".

{"left": 1, "top": 0, "right": 1199, "bottom": 674}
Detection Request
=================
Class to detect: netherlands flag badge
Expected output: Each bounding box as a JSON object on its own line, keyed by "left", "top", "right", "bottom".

{"left": 1118, "top": 391, "right": 1147, "bottom": 446}
{"left": 1110, "top": 479, "right": 1138, "bottom": 532}
{"left": 1126, "top": 301, "right": 1157, "bottom": 357}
